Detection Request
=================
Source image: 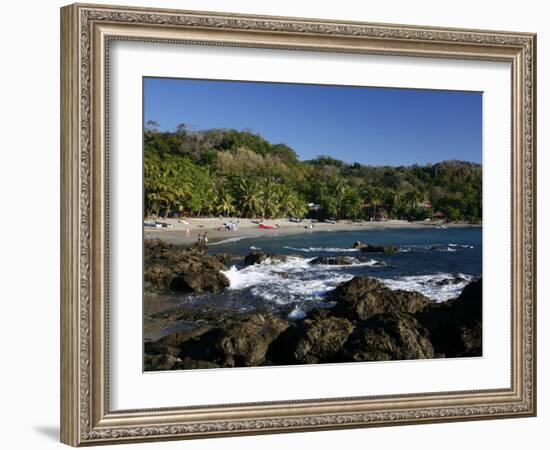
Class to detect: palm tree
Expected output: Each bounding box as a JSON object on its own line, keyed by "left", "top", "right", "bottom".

{"left": 404, "top": 190, "right": 425, "bottom": 218}
{"left": 195, "top": 174, "right": 219, "bottom": 217}
{"left": 371, "top": 193, "right": 382, "bottom": 220}
{"left": 275, "top": 186, "right": 307, "bottom": 219}
{"left": 362, "top": 187, "right": 383, "bottom": 220}
{"left": 333, "top": 178, "right": 347, "bottom": 219}
{"left": 216, "top": 192, "right": 235, "bottom": 217}
{"left": 286, "top": 191, "right": 308, "bottom": 218}
{"left": 388, "top": 190, "right": 402, "bottom": 219}
{"left": 260, "top": 179, "right": 281, "bottom": 219}
{"left": 238, "top": 178, "right": 262, "bottom": 218}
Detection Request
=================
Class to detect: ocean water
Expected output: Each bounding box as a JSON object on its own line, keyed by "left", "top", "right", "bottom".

{"left": 180, "top": 227, "right": 481, "bottom": 319}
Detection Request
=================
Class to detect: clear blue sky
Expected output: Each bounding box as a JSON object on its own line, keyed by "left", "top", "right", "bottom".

{"left": 144, "top": 77, "right": 482, "bottom": 166}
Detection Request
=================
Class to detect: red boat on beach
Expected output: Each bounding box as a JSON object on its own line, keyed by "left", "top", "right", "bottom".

{"left": 258, "top": 223, "right": 280, "bottom": 230}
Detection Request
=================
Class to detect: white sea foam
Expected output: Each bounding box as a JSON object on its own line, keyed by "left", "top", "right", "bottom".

{"left": 283, "top": 246, "right": 359, "bottom": 253}
{"left": 208, "top": 235, "right": 250, "bottom": 246}
{"left": 397, "top": 243, "right": 473, "bottom": 253}
{"left": 222, "top": 254, "right": 475, "bottom": 311}
{"left": 439, "top": 247, "right": 457, "bottom": 252}
{"left": 287, "top": 307, "right": 307, "bottom": 320}
{"left": 375, "top": 273, "right": 474, "bottom": 302}
{"left": 449, "top": 243, "right": 474, "bottom": 249}
{"left": 222, "top": 256, "right": 353, "bottom": 306}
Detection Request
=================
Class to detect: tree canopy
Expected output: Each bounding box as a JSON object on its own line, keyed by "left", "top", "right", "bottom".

{"left": 144, "top": 126, "right": 482, "bottom": 222}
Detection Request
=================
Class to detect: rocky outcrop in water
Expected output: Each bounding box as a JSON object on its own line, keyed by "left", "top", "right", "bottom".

{"left": 144, "top": 273, "right": 482, "bottom": 371}
{"left": 309, "top": 256, "right": 356, "bottom": 265}
{"left": 309, "top": 256, "right": 387, "bottom": 267}
{"left": 352, "top": 241, "right": 397, "bottom": 253}
{"left": 329, "top": 277, "right": 431, "bottom": 321}
{"left": 244, "top": 251, "right": 288, "bottom": 266}
{"left": 416, "top": 278, "right": 482, "bottom": 357}
{"left": 169, "top": 268, "right": 229, "bottom": 294}
{"left": 144, "top": 238, "right": 231, "bottom": 294}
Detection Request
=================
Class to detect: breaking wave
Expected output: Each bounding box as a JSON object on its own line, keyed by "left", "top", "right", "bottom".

{"left": 283, "top": 246, "right": 359, "bottom": 253}
{"left": 376, "top": 273, "right": 474, "bottom": 302}
{"left": 221, "top": 253, "right": 476, "bottom": 319}
{"left": 222, "top": 256, "right": 350, "bottom": 308}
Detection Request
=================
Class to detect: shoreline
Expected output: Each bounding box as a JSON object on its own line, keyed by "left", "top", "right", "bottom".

{"left": 144, "top": 217, "right": 481, "bottom": 246}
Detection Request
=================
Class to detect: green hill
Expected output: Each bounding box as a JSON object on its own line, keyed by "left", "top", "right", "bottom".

{"left": 144, "top": 126, "right": 481, "bottom": 222}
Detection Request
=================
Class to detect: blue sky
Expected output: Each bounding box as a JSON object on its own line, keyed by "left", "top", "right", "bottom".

{"left": 144, "top": 77, "right": 482, "bottom": 166}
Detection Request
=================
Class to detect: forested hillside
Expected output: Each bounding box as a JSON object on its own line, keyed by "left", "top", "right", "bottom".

{"left": 144, "top": 123, "right": 482, "bottom": 222}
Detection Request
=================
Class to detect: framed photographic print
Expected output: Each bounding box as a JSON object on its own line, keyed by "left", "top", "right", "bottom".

{"left": 60, "top": 3, "right": 537, "bottom": 446}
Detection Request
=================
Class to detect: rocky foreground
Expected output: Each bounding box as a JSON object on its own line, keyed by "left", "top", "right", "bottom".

{"left": 144, "top": 239, "right": 482, "bottom": 371}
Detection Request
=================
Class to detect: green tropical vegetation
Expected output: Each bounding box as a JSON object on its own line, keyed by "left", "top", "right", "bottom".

{"left": 144, "top": 121, "right": 482, "bottom": 222}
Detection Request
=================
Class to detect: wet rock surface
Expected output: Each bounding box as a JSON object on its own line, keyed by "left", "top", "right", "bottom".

{"left": 244, "top": 251, "right": 288, "bottom": 266}
{"left": 309, "top": 256, "right": 357, "bottom": 265}
{"left": 144, "top": 266, "right": 482, "bottom": 370}
{"left": 352, "top": 240, "right": 397, "bottom": 253}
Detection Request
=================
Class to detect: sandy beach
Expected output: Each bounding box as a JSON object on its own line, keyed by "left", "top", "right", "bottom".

{"left": 144, "top": 217, "right": 478, "bottom": 246}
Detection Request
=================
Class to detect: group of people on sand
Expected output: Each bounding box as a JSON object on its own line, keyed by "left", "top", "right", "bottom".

{"left": 197, "top": 232, "right": 208, "bottom": 246}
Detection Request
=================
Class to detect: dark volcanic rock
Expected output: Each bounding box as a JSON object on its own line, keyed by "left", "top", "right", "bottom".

{"left": 144, "top": 264, "right": 177, "bottom": 293}
{"left": 144, "top": 262, "right": 482, "bottom": 369}
{"left": 244, "top": 251, "right": 268, "bottom": 265}
{"left": 352, "top": 241, "right": 396, "bottom": 253}
{"left": 144, "top": 353, "right": 180, "bottom": 371}
{"left": 172, "top": 357, "right": 220, "bottom": 370}
{"left": 267, "top": 309, "right": 354, "bottom": 365}
{"left": 330, "top": 277, "right": 431, "bottom": 321}
{"left": 169, "top": 270, "right": 229, "bottom": 293}
{"left": 416, "top": 278, "right": 482, "bottom": 357}
{"left": 214, "top": 313, "right": 289, "bottom": 367}
{"left": 361, "top": 244, "right": 397, "bottom": 253}
{"left": 344, "top": 311, "right": 434, "bottom": 361}
{"left": 144, "top": 239, "right": 231, "bottom": 294}
{"left": 351, "top": 240, "right": 364, "bottom": 249}
{"left": 357, "top": 256, "right": 388, "bottom": 267}
{"left": 454, "top": 277, "right": 482, "bottom": 317}
{"left": 145, "top": 324, "right": 214, "bottom": 357}
{"left": 145, "top": 312, "right": 289, "bottom": 369}
{"left": 435, "top": 275, "right": 468, "bottom": 286}
{"left": 244, "top": 251, "right": 288, "bottom": 266}
{"left": 309, "top": 256, "right": 356, "bottom": 265}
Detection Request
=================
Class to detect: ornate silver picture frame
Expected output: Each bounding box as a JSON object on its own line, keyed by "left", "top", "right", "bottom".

{"left": 61, "top": 3, "right": 536, "bottom": 446}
